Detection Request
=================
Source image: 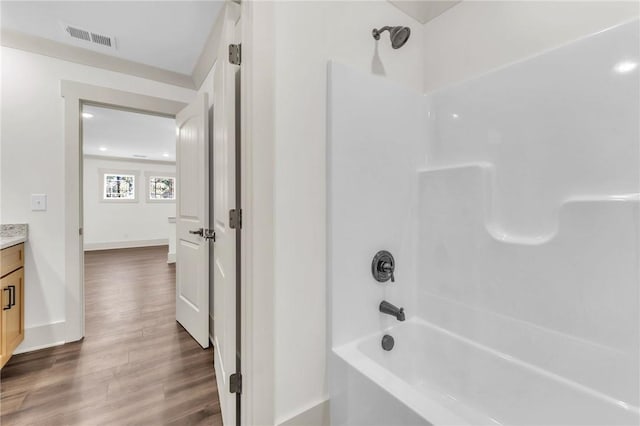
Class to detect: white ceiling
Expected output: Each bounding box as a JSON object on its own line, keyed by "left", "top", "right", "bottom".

{"left": 82, "top": 105, "right": 176, "bottom": 162}
{"left": 388, "top": 1, "right": 461, "bottom": 24}
{"left": 0, "top": 1, "right": 224, "bottom": 75}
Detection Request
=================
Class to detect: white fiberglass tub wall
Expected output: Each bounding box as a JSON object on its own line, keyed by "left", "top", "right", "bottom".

{"left": 327, "top": 20, "right": 639, "bottom": 426}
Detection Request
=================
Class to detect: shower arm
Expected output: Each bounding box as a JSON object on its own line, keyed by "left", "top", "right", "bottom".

{"left": 372, "top": 26, "right": 392, "bottom": 40}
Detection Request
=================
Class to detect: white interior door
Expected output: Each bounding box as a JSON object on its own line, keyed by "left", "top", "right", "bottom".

{"left": 213, "top": 3, "right": 241, "bottom": 425}
{"left": 176, "top": 92, "right": 210, "bottom": 349}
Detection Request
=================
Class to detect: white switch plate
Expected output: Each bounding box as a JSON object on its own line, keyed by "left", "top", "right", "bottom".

{"left": 31, "top": 194, "right": 47, "bottom": 211}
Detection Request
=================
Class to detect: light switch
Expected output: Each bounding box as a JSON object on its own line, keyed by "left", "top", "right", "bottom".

{"left": 31, "top": 194, "right": 47, "bottom": 211}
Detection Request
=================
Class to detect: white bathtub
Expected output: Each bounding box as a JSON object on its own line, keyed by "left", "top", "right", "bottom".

{"left": 331, "top": 317, "right": 640, "bottom": 426}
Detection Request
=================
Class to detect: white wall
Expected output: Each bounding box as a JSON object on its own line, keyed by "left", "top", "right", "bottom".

{"left": 82, "top": 156, "right": 176, "bottom": 250}
{"left": 1, "top": 46, "right": 194, "bottom": 352}
{"left": 328, "top": 61, "right": 426, "bottom": 348}
{"left": 271, "top": 2, "right": 424, "bottom": 424}
{"left": 423, "top": 1, "right": 640, "bottom": 92}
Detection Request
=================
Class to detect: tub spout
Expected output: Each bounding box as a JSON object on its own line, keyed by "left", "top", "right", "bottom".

{"left": 379, "top": 300, "right": 405, "bottom": 321}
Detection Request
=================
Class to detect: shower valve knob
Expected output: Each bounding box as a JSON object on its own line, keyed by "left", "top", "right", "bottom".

{"left": 372, "top": 250, "right": 395, "bottom": 283}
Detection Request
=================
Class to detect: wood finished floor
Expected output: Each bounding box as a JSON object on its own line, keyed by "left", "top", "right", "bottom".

{"left": 1, "top": 246, "right": 222, "bottom": 426}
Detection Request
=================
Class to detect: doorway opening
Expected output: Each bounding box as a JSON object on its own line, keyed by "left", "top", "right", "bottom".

{"left": 56, "top": 81, "right": 228, "bottom": 421}
{"left": 81, "top": 104, "right": 178, "bottom": 337}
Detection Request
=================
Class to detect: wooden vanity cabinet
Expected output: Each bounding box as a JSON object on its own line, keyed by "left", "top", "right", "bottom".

{"left": 0, "top": 243, "right": 25, "bottom": 368}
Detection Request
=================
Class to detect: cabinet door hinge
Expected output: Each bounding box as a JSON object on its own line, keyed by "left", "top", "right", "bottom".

{"left": 229, "top": 44, "right": 241, "bottom": 65}
{"left": 229, "top": 372, "right": 242, "bottom": 394}
{"left": 229, "top": 209, "right": 242, "bottom": 229}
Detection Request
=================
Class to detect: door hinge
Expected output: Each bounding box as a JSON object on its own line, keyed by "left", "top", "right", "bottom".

{"left": 79, "top": 227, "right": 83, "bottom": 236}
{"left": 204, "top": 228, "right": 216, "bottom": 242}
{"left": 229, "top": 372, "right": 242, "bottom": 394}
{"left": 229, "top": 44, "right": 241, "bottom": 65}
{"left": 229, "top": 209, "right": 242, "bottom": 229}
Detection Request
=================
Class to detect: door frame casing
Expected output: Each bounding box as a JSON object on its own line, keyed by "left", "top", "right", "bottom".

{"left": 239, "top": 1, "right": 276, "bottom": 425}
{"left": 61, "top": 81, "right": 186, "bottom": 342}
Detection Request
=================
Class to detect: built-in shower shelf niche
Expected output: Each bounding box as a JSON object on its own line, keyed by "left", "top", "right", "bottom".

{"left": 417, "top": 163, "right": 640, "bottom": 245}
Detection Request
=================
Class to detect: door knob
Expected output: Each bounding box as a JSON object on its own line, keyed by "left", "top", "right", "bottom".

{"left": 189, "top": 228, "right": 204, "bottom": 236}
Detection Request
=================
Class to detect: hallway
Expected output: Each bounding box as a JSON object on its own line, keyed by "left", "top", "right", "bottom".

{"left": 1, "top": 246, "right": 221, "bottom": 425}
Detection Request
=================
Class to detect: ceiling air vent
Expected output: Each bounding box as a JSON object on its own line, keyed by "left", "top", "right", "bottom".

{"left": 132, "top": 155, "right": 148, "bottom": 159}
{"left": 91, "top": 33, "right": 112, "bottom": 48}
{"left": 62, "top": 23, "right": 116, "bottom": 50}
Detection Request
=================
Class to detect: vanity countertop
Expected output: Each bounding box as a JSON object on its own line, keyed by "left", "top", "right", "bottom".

{"left": 1, "top": 224, "right": 28, "bottom": 250}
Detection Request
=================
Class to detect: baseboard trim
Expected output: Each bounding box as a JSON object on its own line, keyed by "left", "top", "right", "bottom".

{"left": 84, "top": 239, "right": 168, "bottom": 251}
{"left": 278, "top": 398, "right": 330, "bottom": 426}
{"left": 14, "top": 321, "right": 66, "bottom": 354}
{"left": 167, "top": 252, "right": 176, "bottom": 264}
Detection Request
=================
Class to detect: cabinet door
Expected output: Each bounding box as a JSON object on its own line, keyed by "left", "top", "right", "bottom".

{"left": 1, "top": 268, "right": 24, "bottom": 366}
{"left": 0, "top": 286, "right": 4, "bottom": 368}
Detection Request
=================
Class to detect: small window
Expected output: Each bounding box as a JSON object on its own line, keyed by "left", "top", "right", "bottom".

{"left": 148, "top": 176, "right": 176, "bottom": 201}
{"left": 103, "top": 173, "right": 136, "bottom": 200}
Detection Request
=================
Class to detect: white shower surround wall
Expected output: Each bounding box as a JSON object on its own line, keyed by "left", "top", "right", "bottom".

{"left": 328, "top": 19, "right": 639, "bottom": 426}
